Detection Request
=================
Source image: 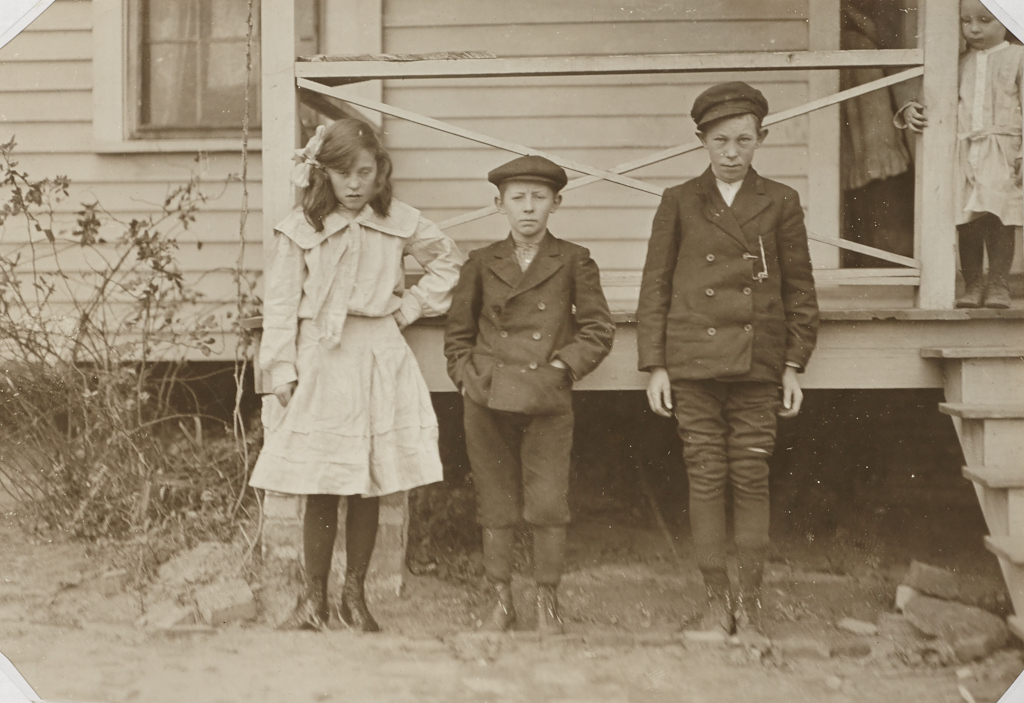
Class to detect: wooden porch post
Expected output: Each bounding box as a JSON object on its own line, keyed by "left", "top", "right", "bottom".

{"left": 808, "top": 0, "right": 841, "bottom": 270}
{"left": 261, "top": 0, "right": 298, "bottom": 256}
{"left": 914, "top": 0, "right": 960, "bottom": 309}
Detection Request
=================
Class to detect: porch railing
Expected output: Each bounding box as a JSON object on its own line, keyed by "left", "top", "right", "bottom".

{"left": 262, "top": 0, "right": 961, "bottom": 309}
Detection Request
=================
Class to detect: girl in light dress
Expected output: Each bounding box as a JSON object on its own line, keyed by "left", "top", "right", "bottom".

{"left": 898, "top": 0, "right": 1022, "bottom": 308}
{"left": 250, "top": 119, "right": 464, "bottom": 630}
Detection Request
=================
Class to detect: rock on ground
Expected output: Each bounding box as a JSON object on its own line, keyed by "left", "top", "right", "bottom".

{"left": 837, "top": 617, "right": 879, "bottom": 636}
{"left": 903, "top": 594, "right": 1009, "bottom": 663}
{"left": 195, "top": 579, "right": 256, "bottom": 626}
{"left": 157, "top": 542, "right": 244, "bottom": 587}
{"left": 903, "top": 561, "right": 960, "bottom": 601}
{"left": 896, "top": 584, "right": 919, "bottom": 611}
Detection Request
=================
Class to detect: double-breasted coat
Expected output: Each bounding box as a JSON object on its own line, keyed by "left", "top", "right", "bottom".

{"left": 445, "top": 233, "right": 615, "bottom": 415}
{"left": 636, "top": 167, "right": 819, "bottom": 383}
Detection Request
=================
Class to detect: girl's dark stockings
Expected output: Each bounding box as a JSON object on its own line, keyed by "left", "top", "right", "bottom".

{"left": 302, "top": 493, "right": 381, "bottom": 631}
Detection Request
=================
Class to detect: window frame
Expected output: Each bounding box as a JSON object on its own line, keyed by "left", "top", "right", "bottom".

{"left": 92, "top": 0, "right": 263, "bottom": 153}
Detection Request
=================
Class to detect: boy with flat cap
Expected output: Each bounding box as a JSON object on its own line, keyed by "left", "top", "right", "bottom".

{"left": 637, "top": 82, "right": 819, "bottom": 637}
{"left": 445, "top": 155, "right": 614, "bottom": 634}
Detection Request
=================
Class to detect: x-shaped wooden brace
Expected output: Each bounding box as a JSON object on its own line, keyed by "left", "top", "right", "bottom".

{"left": 297, "top": 67, "right": 923, "bottom": 269}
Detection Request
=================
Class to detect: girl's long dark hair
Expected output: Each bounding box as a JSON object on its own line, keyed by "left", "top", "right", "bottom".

{"left": 302, "top": 118, "right": 394, "bottom": 231}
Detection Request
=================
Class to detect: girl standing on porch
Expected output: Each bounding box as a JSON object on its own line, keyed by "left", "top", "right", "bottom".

{"left": 898, "top": 0, "right": 1022, "bottom": 308}
{"left": 250, "top": 118, "right": 464, "bottom": 631}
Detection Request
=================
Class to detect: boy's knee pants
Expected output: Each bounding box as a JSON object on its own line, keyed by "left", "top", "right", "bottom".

{"left": 463, "top": 394, "right": 572, "bottom": 529}
{"left": 672, "top": 379, "right": 780, "bottom": 575}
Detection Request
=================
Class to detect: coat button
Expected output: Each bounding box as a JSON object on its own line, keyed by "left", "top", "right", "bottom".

{"left": 499, "top": 330, "right": 508, "bottom": 338}
{"left": 537, "top": 302, "right": 546, "bottom": 311}
{"left": 492, "top": 305, "right": 501, "bottom": 313}
{"left": 705, "top": 288, "right": 714, "bottom": 297}
{"left": 743, "top": 287, "right": 751, "bottom": 295}
{"left": 706, "top": 254, "right": 715, "bottom": 262}
{"left": 707, "top": 327, "right": 716, "bottom": 336}
{"left": 744, "top": 324, "right": 753, "bottom": 332}
{"left": 497, "top": 361, "right": 505, "bottom": 368}
{"left": 528, "top": 362, "right": 538, "bottom": 370}
{"left": 532, "top": 332, "right": 542, "bottom": 340}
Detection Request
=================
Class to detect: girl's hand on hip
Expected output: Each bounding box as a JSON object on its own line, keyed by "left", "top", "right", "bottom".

{"left": 778, "top": 367, "right": 803, "bottom": 418}
{"left": 274, "top": 381, "right": 298, "bottom": 408}
{"left": 645, "top": 367, "right": 674, "bottom": 418}
{"left": 393, "top": 310, "right": 410, "bottom": 331}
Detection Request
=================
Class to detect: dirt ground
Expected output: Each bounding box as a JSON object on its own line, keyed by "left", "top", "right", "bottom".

{"left": 2, "top": 390, "right": 1022, "bottom": 703}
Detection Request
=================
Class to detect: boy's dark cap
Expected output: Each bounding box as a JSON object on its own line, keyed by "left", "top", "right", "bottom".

{"left": 691, "top": 82, "right": 769, "bottom": 129}
{"left": 488, "top": 155, "right": 568, "bottom": 192}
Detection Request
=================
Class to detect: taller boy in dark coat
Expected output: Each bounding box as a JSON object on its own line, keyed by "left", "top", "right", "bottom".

{"left": 637, "top": 83, "right": 819, "bottom": 637}
{"left": 445, "top": 155, "right": 614, "bottom": 634}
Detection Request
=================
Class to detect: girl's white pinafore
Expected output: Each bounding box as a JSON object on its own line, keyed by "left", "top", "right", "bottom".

{"left": 249, "top": 200, "right": 464, "bottom": 497}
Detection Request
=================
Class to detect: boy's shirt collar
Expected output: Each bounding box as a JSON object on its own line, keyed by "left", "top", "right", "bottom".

{"left": 714, "top": 177, "right": 743, "bottom": 207}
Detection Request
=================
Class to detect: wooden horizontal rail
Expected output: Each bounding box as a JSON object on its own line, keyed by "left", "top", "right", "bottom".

{"left": 295, "top": 49, "right": 924, "bottom": 84}
{"left": 597, "top": 268, "right": 920, "bottom": 288}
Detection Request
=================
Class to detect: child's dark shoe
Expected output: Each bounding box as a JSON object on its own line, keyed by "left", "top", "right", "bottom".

{"left": 984, "top": 276, "right": 1011, "bottom": 308}
{"left": 480, "top": 580, "right": 516, "bottom": 632}
{"left": 956, "top": 277, "right": 986, "bottom": 308}
{"left": 281, "top": 581, "right": 329, "bottom": 631}
{"left": 536, "top": 584, "right": 564, "bottom": 635}
{"left": 340, "top": 578, "right": 381, "bottom": 633}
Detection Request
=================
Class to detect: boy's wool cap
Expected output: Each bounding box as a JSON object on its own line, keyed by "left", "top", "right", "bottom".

{"left": 691, "top": 81, "right": 769, "bottom": 129}
{"left": 488, "top": 155, "right": 568, "bottom": 191}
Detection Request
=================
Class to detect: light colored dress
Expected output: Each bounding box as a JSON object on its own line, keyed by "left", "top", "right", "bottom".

{"left": 249, "top": 200, "right": 464, "bottom": 497}
{"left": 955, "top": 41, "right": 1024, "bottom": 226}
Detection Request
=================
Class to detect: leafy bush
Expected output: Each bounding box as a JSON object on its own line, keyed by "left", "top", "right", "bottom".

{"left": 0, "top": 137, "right": 258, "bottom": 543}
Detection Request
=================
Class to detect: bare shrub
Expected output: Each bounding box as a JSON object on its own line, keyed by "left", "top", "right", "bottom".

{"left": 0, "top": 137, "right": 258, "bottom": 545}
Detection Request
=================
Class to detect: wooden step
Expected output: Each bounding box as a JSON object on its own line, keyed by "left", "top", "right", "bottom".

{"left": 922, "top": 347, "right": 1024, "bottom": 359}
{"left": 985, "top": 535, "right": 1024, "bottom": 564}
{"left": 963, "top": 466, "right": 1024, "bottom": 489}
{"left": 939, "top": 403, "right": 1024, "bottom": 420}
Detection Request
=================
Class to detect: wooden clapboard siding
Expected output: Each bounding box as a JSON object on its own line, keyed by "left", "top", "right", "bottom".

{"left": 0, "top": 29, "right": 92, "bottom": 62}
{"left": 380, "top": 0, "right": 819, "bottom": 280}
{"left": 0, "top": 0, "right": 265, "bottom": 353}
{"left": 0, "top": 62, "right": 92, "bottom": 91}
{"left": 4, "top": 91, "right": 95, "bottom": 122}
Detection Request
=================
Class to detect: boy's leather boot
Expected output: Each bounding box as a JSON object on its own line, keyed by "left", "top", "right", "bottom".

{"left": 536, "top": 584, "right": 564, "bottom": 634}
{"left": 480, "top": 527, "right": 516, "bottom": 631}
{"left": 481, "top": 579, "right": 516, "bottom": 631}
{"left": 695, "top": 569, "right": 734, "bottom": 635}
{"left": 734, "top": 547, "right": 767, "bottom": 637}
{"left": 340, "top": 565, "right": 380, "bottom": 632}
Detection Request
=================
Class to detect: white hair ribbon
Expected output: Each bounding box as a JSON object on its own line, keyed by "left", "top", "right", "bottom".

{"left": 290, "top": 125, "right": 326, "bottom": 188}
